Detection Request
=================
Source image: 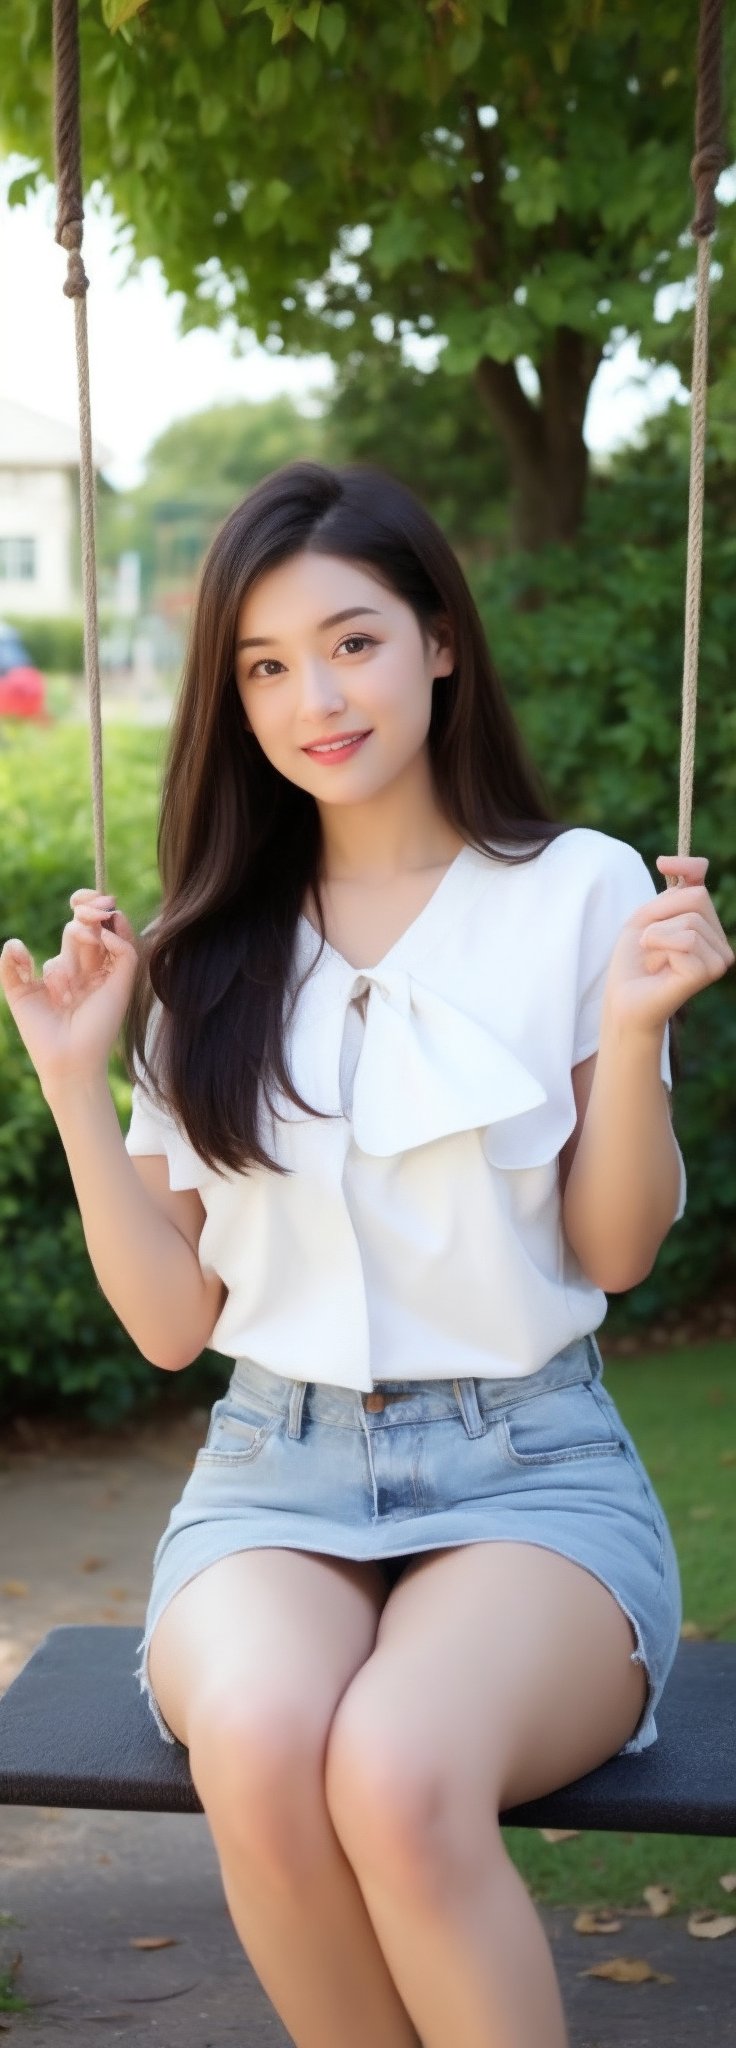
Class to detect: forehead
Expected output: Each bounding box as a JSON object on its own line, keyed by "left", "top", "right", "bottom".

{"left": 236, "top": 553, "right": 395, "bottom": 635}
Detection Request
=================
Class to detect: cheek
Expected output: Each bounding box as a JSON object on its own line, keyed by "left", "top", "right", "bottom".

{"left": 370, "top": 660, "right": 431, "bottom": 728}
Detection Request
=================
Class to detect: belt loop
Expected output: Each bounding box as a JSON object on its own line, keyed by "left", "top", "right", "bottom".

{"left": 452, "top": 1377, "right": 485, "bottom": 1440}
{"left": 288, "top": 1381, "right": 307, "bottom": 1439}
{"left": 585, "top": 1334, "right": 604, "bottom": 1381}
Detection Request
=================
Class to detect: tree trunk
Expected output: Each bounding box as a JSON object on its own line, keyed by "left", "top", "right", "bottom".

{"left": 474, "top": 328, "right": 603, "bottom": 552}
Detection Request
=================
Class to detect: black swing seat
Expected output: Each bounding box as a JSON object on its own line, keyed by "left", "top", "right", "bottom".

{"left": 0, "top": 1627, "right": 734, "bottom": 1834}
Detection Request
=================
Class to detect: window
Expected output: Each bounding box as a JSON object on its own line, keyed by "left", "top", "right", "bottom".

{"left": 0, "top": 537, "right": 37, "bottom": 580}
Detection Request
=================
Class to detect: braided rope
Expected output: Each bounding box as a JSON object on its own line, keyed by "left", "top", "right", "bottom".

{"left": 668, "top": 0, "right": 726, "bottom": 889}
{"left": 52, "top": 0, "right": 105, "bottom": 894}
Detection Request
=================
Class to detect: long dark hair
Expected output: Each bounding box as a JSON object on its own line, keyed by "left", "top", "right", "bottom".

{"left": 119, "top": 461, "right": 664, "bottom": 1180}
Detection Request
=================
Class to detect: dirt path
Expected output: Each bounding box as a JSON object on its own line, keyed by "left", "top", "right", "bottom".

{"left": 0, "top": 1405, "right": 210, "bottom": 1701}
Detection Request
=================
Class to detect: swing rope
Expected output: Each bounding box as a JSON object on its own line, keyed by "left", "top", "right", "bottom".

{"left": 52, "top": 0, "right": 104, "bottom": 892}
{"left": 675, "top": 0, "right": 728, "bottom": 882}
{"left": 51, "top": 0, "right": 727, "bottom": 900}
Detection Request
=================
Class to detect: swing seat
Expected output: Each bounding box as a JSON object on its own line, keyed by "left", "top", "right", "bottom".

{"left": 0, "top": 1626, "right": 734, "bottom": 1834}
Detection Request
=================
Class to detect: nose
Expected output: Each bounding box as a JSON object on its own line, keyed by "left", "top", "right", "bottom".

{"left": 298, "top": 658, "right": 347, "bottom": 715}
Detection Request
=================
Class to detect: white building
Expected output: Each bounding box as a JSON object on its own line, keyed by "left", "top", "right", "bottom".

{"left": 0, "top": 396, "right": 112, "bottom": 618}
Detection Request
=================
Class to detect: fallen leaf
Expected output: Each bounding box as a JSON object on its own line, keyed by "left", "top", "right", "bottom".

{"left": 1, "top": 1581, "right": 29, "bottom": 1598}
{"left": 680, "top": 1620, "right": 707, "bottom": 1640}
{"left": 687, "top": 1910, "right": 736, "bottom": 1939}
{"left": 643, "top": 1885, "right": 676, "bottom": 1917}
{"left": 539, "top": 1828, "right": 581, "bottom": 1842}
{"left": 574, "top": 1909, "right": 622, "bottom": 1935}
{"left": 129, "top": 1936, "right": 180, "bottom": 1950}
{"left": 719, "top": 1874, "right": 736, "bottom": 1892}
{"left": 717, "top": 1449, "right": 736, "bottom": 1466}
{"left": 80, "top": 1557, "right": 108, "bottom": 1572}
{"left": 579, "top": 1956, "right": 675, "bottom": 1984}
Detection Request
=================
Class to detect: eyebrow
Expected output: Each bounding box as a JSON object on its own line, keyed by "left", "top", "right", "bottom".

{"left": 236, "top": 606, "right": 383, "bottom": 651}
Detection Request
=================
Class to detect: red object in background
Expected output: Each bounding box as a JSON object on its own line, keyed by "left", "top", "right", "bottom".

{"left": 0, "top": 665, "right": 51, "bottom": 723}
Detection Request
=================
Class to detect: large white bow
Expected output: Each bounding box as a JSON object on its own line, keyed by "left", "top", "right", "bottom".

{"left": 341, "top": 964, "right": 557, "bottom": 1160}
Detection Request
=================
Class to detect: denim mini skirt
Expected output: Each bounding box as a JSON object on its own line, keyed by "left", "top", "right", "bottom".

{"left": 135, "top": 1331, "right": 682, "bottom": 1759}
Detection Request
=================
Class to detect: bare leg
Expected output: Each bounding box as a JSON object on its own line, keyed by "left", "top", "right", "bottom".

{"left": 211, "top": 1796, "right": 422, "bottom": 2048}
{"left": 326, "top": 1541, "right": 650, "bottom": 2048}
{"left": 147, "top": 1547, "right": 421, "bottom": 2048}
{"left": 354, "top": 1824, "right": 567, "bottom": 2048}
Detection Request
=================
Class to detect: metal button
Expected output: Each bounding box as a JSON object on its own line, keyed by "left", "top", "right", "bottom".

{"left": 364, "top": 1392, "right": 387, "bottom": 1411}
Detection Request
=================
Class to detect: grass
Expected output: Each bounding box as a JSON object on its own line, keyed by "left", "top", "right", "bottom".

{"left": 503, "top": 1338, "right": 736, "bottom": 1910}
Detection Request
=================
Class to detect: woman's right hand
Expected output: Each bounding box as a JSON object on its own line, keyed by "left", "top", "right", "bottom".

{"left": 0, "top": 891, "right": 141, "bottom": 1096}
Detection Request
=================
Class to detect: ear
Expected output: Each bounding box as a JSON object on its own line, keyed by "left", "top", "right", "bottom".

{"left": 429, "top": 617, "right": 455, "bottom": 677}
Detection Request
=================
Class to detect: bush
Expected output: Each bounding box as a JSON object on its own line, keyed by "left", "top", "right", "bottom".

{"left": 2, "top": 613, "right": 115, "bottom": 676}
{"left": 0, "top": 721, "right": 227, "bottom": 1425}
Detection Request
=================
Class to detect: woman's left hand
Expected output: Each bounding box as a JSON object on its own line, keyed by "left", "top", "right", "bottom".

{"left": 603, "top": 854, "right": 735, "bottom": 1038}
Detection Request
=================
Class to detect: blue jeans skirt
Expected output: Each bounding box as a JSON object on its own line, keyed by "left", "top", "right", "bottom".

{"left": 135, "top": 1332, "right": 682, "bottom": 1759}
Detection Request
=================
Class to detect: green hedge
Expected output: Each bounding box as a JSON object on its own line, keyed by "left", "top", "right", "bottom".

{"left": 2, "top": 613, "right": 114, "bottom": 676}
{"left": 1, "top": 483, "right": 734, "bottom": 1421}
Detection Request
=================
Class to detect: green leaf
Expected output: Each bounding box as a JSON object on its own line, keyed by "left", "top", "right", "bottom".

{"left": 198, "top": 92, "right": 229, "bottom": 133}
{"left": 482, "top": 304, "right": 530, "bottom": 361}
{"left": 256, "top": 55, "right": 292, "bottom": 107}
{"left": 265, "top": 176, "right": 291, "bottom": 208}
{"left": 197, "top": 0, "right": 227, "bottom": 49}
{"left": 294, "top": 1, "right": 321, "bottom": 38}
{"left": 107, "top": 65, "right": 137, "bottom": 130}
{"left": 484, "top": 0, "right": 508, "bottom": 22}
{"left": 449, "top": 24, "right": 484, "bottom": 75}
{"left": 270, "top": 3, "right": 294, "bottom": 41}
{"left": 172, "top": 58, "right": 202, "bottom": 97}
{"left": 319, "top": 2, "right": 346, "bottom": 55}
{"left": 371, "top": 206, "right": 421, "bottom": 277}
{"left": 549, "top": 38, "right": 571, "bottom": 74}
{"left": 6, "top": 172, "right": 40, "bottom": 205}
{"left": 101, "top": 0, "right": 149, "bottom": 28}
{"left": 408, "top": 157, "right": 449, "bottom": 198}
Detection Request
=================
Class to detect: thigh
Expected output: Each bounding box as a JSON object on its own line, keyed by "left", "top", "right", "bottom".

{"left": 148, "top": 1547, "right": 390, "bottom": 1751}
{"left": 328, "top": 1541, "right": 648, "bottom": 1829}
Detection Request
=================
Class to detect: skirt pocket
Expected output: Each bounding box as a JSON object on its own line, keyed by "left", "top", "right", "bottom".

{"left": 500, "top": 1380, "right": 626, "bottom": 1469}
{"left": 195, "top": 1395, "right": 282, "bottom": 1467}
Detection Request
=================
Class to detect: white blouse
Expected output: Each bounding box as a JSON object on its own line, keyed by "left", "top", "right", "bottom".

{"left": 124, "top": 828, "right": 687, "bottom": 1390}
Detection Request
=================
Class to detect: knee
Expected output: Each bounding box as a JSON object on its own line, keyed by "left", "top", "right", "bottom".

{"left": 325, "top": 1690, "right": 493, "bottom": 1905}
{"left": 187, "top": 1684, "right": 330, "bottom": 1887}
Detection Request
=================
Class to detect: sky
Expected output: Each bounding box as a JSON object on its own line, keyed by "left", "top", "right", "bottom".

{"left": 0, "top": 155, "right": 709, "bottom": 495}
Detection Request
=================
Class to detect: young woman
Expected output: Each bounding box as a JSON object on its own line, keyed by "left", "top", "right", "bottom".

{"left": 2, "top": 461, "right": 733, "bottom": 2048}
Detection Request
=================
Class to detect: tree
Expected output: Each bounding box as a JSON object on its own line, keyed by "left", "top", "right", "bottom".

{"left": 2, "top": 0, "right": 734, "bottom": 548}
{"left": 318, "top": 350, "right": 513, "bottom": 557}
{"left": 97, "top": 394, "right": 327, "bottom": 599}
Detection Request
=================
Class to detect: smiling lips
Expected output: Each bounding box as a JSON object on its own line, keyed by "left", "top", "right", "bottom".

{"left": 302, "top": 732, "right": 372, "bottom": 759}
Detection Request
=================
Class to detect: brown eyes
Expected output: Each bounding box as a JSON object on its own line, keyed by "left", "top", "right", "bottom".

{"left": 248, "top": 633, "right": 378, "bottom": 680}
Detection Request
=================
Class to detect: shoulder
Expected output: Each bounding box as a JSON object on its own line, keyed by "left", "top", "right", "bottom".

{"left": 469, "top": 827, "right": 652, "bottom": 911}
{"left": 530, "top": 827, "right": 655, "bottom": 912}
{"left": 538, "top": 826, "right": 650, "bottom": 877}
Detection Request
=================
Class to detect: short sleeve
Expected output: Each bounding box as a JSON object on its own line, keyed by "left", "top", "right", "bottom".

{"left": 573, "top": 840, "right": 673, "bottom": 1085}
{"left": 123, "top": 1001, "right": 210, "bottom": 1193}
{"left": 573, "top": 837, "right": 686, "bottom": 1223}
